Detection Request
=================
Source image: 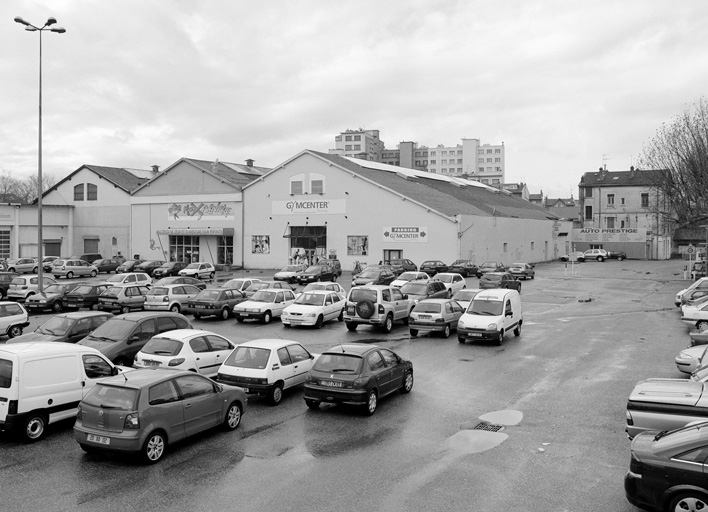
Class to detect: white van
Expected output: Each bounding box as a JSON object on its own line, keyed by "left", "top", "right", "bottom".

{"left": 0, "top": 342, "right": 128, "bottom": 442}
{"left": 457, "top": 289, "right": 522, "bottom": 345}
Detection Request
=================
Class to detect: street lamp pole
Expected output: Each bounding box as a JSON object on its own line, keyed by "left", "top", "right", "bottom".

{"left": 14, "top": 16, "right": 65, "bottom": 293}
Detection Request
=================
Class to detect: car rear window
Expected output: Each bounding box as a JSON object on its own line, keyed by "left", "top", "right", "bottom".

{"left": 87, "top": 319, "right": 135, "bottom": 342}
{"left": 223, "top": 346, "right": 271, "bottom": 369}
{"left": 72, "top": 285, "right": 94, "bottom": 295}
{"left": 413, "top": 303, "right": 442, "bottom": 313}
{"left": 0, "top": 359, "right": 12, "bottom": 388}
{"left": 195, "top": 290, "right": 220, "bottom": 300}
{"left": 481, "top": 275, "right": 502, "bottom": 283}
{"left": 148, "top": 287, "right": 169, "bottom": 296}
{"left": 313, "top": 353, "right": 363, "bottom": 373}
{"left": 349, "top": 288, "right": 377, "bottom": 303}
{"left": 142, "top": 337, "right": 183, "bottom": 356}
{"left": 11, "top": 278, "right": 26, "bottom": 285}
{"left": 83, "top": 384, "right": 138, "bottom": 410}
{"left": 401, "top": 283, "right": 426, "bottom": 295}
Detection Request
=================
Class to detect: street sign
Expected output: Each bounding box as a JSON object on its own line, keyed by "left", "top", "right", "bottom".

{"left": 688, "top": 244, "right": 695, "bottom": 254}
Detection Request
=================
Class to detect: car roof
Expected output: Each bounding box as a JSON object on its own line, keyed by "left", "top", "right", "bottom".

{"left": 297, "top": 289, "right": 330, "bottom": 295}
{"left": 418, "top": 298, "right": 453, "bottom": 304}
{"left": 149, "top": 328, "right": 220, "bottom": 341}
{"left": 238, "top": 338, "right": 302, "bottom": 349}
{"left": 99, "top": 368, "right": 195, "bottom": 389}
{"left": 115, "top": 311, "right": 187, "bottom": 322}
{"left": 322, "top": 343, "right": 378, "bottom": 356}
{"left": 55, "top": 311, "right": 114, "bottom": 319}
{"left": 0, "top": 341, "right": 102, "bottom": 357}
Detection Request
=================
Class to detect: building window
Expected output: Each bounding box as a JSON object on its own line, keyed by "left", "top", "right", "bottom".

{"left": 487, "top": 149, "right": 492, "bottom": 154}
{"left": 345, "top": 145, "right": 352, "bottom": 151}
{"left": 641, "top": 193, "right": 649, "bottom": 207}
{"left": 354, "top": 135, "right": 361, "bottom": 141}
{"left": 585, "top": 188, "right": 593, "bottom": 198}
{"left": 347, "top": 235, "right": 368, "bottom": 256}
{"left": 442, "top": 168, "right": 447, "bottom": 173}
{"left": 430, "top": 151, "right": 436, "bottom": 156}
{"left": 478, "top": 158, "right": 484, "bottom": 163}
{"left": 620, "top": 197, "right": 625, "bottom": 206}
{"left": 441, "top": 159, "right": 447, "bottom": 165}
{"left": 217, "top": 236, "right": 234, "bottom": 265}
{"left": 495, "top": 149, "right": 501, "bottom": 153}
{"left": 620, "top": 220, "right": 626, "bottom": 228}
{"left": 345, "top": 135, "right": 352, "bottom": 141}
{"left": 423, "top": 151, "right": 428, "bottom": 157}
{"left": 607, "top": 217, "right": 615, "bottom": 228}
{"left": 492, "top": 179, "right": 500, "bottom": 184}
{"left": 353, "top": 145, "right": 361, "bottom": 150}
{"left": 0, "top": 228, "right": 9, "bottom": 259}
{"left": 457, "top": 150, "right": 463, "bottom": 155}
{"left": 87, "top": 183, "right": 98, "bottom": 201}
{"left": 503, "top": 242, "right": 508, "bottom": 253}
{"left": 457, "top": 159, "right": 462, "bottom": 164}
{"left": 494, "top": 158, "right": 501, "bottom": 162}
{"left": 430, "top": 160, "right": 436, "bottom": 165}
{"left": 74, "top": 184, "right": 84, "bottom": 201}
{"left": 495, "top": 167, "right": 501, "bottom": 172}
{"left": 169, "top": 235, "right": 199, "bottom": 263}
{"left": 290, "top": 175, "right": 304, "bottom": 195}
{"left": 487, "top": 158, "right": 492, "bottom": 163}
{"left": 415, "top": 160, "right": 420, "bottom": 166}
{"left": 585, "top": 205, "right": 593, "bottom": 220}
{"left": 311, "top": 180, "right": 324, "bottom": 194}
{"left": 478, "top": 149, "right": 484, "bottom": 154}
{"left": 479, "top": 167, "right": 484, "bottom": 173}
{"left": 423, "top": 160, "right": 428, "bottom": 165}
{"left": 607, "top": 194, "right": 615, "bottom": 207}
{"left": 531, "top": 241, "right": 535, "bottom": 251}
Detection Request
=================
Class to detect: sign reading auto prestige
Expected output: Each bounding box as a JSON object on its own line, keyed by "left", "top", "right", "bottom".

{"left": 383, "top": 226, "right": 428, "bottom": 243}
{"left": 272, "top": 199, "right": 346, "bottom": 215}
{"left": 572, "top": 228, "right": 647, "bottom": 243}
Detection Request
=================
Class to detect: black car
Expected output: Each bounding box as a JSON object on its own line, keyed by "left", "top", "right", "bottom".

{"left": 115, "top": 259, "right": 145, "bottom": 273}
{"left": 387, "top": 258, "right": 417, "bottom": 276}
{"left": 476, "top": 261, "right": 507, "bottom": 277}
{"left": 625, "top": 421, "right": 708, "bottom": 512}
{"left": 92, "top": 258, "right": 122, "bottom": 274}
{"left": 136, "top": 260, "right": 165, "bottom": 276}
{"left": 479, "top": 272, "right": 521, "bottom": 292}
{"left": 8, "top": 311, "right": 113, "bottom": 344}
{"left": 153, "top": 276, "right": 207, "bottom": 290}
{"left": 303, "top": 343, "right": 413, "bottom": 415}
{"left": 152, "top": 261, "right": 188, "bottom": 278}
{"left": 0, "top": 272, "right": 19, "bottom": 299}
{"left": 447, "top": 260, "right": 478, "bottom": 278}
{"left": 607, "top": 251, "right": 627, "bottom": 261}
{"left": 400, "top": 280, "right": 449, "bottom": 302}
{"left": 419, "top": 260, "right": 448, "bottom": 277}
{"left": 296, "top": 265, "right": 336, "bottom": 284}
{"left": 24, "top": 281, "right": 87, "bottom": 312}
{"left": 351, "top": 269, "right": 396, "bottom": 287}
{"left": 65, "top": 284, "right": 111, "bottom": 310}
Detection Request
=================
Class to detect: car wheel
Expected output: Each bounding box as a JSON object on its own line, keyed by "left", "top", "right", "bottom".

{"left": 7, "top": 267, "right": 15, "bottom": 273}
{"left": 401, "top": 371, "right": 414, "bottom": 394}
{"left": 597, "top": 257, "right": 604, "bottom": 262}
{"left": 220, "top": 307, "right": 230, "bottom": 320}
{"left": 338, "top": 309, "right": 344, "bottom": 322}
{"left": 531, "top": 274, "right": 535, "bottom": 279}
{"left": 22, "top": 412, "right": 47, "bottom": 443}
{"left": 209, "top": 272, "right": 215, "bottom": 279}
{"left": 305, "top": 399, "right": 320, "bottom": 410}
{"left": 8, "top": 325, "right": 23, "bottom": 338}
{"left": 495, "top": 331, "right": 504, "bottom": 346}
{"left": 269, "top": 383, "right": 283, "bottom": 405}
{"left": 169, "top": 304, "right": 181, "bottom": 313}
{"left": 52, "top": 301, "right": 63, "bottom": 313}
{"left": 223, "top": 402, "right": 242, "bottom": 430}
{"left": 315, "top": 315, "right": 324, "bottom": 329}
{"left": 121, "top": 306, "right": 131, "bottom": 314}
{"left": 410, "top": 329, "right": 418, "bottom": 337}
{"left": 669, "top": 492, "right": 708, "bottom": 512}
{"left": 90, "top": 270, "right": 97, "bottom": 277}
{"left": 382, "top": 314, "right": 393, "bottom": 333}
{"left": 66, "top": 271, "right": 74, "bottom": 279}
{"left": 316, "top": 276, "right": 321, "bottom": 282}
{"left": 363, "top": 390, "right": 377, "bottom": 416}
{"left": 618, "top": 256, "right": 625, "bottom": 261}
{"left": 91, "top": 303, "right": 100, "bottom": 311}
{"left": 263, "top": 311, "right": 272, "bottom": 324}
{"left": 442, "top": 324, "right": 451, "bottom": 338}
{"left": 698, "top": 321, "right": 708, "bottom": 330}
{"left": 193, "top": 312, "right": 201, "bottom": 319}
{"left": 346, "top": 322, "right": 357, "bottom": 331}
{"left": 514, "top": 322, "right": 522, "bottom": 336}
{"left": 142, "top": 431, "right": 166, "bottom": 464}
{"left": 32, "top": 266, "right": 38, "bottom": 273}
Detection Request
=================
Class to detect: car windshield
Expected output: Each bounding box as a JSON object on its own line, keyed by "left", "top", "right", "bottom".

{"left": 652, "top": 422, "right": 708, "bottom": 451}
{"left": 185, "top": 263, "right": 200, "bottom": 269}
{"left": 280, "top": 265, "right": 302, "bottom": 272}
{"left": 83, "top": 385, "right": 138, "bottom": 410}
{"left": 42, "top": 284, "right": 65, "bottom": 294}
{"left": 148, "top": 287, "right": 168, "bottom": 296}
{"left": 413, "top": 303, "right": 441, "bottom": 314}
{"left": 86, "top": 319, "right": 135, "bottom": 342}
{"left": 397, "top": 272, "right": 418, "bottom": 281}
{"left": 313, "top": 353, "right": 363, "bottom": 373}
{"left": 295, "top": 293, "right": 325, "bottom": 306}
{"left": 357, "top": 270, "right": 380, "bottom": 279}
{"left": 222, "top": 279, "right": 246, "bottom": 289}
{"left": 223, "top": 346, "right": 271, "bottom": 369}
{"left": 36, "top": 316, "right": 73, "bottom": 336}
{"left": 71, "top": 285, "right": 94, "bottom": 295}
{"left": 250, "top": 291, "right": 277, "bottom": 302}
{"left": 195, "top": 290, "right": 220, "bottom": 301}
{"left": 511, "top": 263, "right": 524, "bottom": 268}
{"left": 303, "top": 283, "right": 333, "bottom": 292}
{"left": 481, "top": 275, "right": 502, "bottom": 283}
{"left": 142, "top": 337, "right": 183, "bottom": 356}
{"left": 434, "top": 275, "right": 452, "bottom": 283}
{"left": 247, "top": 283, "right": 268, "bottom": 292}
{"left": 348, "top": 288, "right": 378, "bottom": 302}
{"left": 451, "top": 260, "right": 467, "bottom": 266}
{"left": 481, "top": 262, "right": 496, "bottom": 268}
{"left": 105, "top": 275, "right": 126, "bottom": 283}
{"left": 453, "top": 290, "right": 479, "bottom": 301}
{"left": 305, "top": 266, "right": 326, "bottom": 273}
{"left": 468, "top": 299, "right": 503, "bottom": 316}
{"left": 401, "top": 282, "right": 427, "bottom": 295}
{"left": 52, "top": 260, "right": 65, "bottom": 267}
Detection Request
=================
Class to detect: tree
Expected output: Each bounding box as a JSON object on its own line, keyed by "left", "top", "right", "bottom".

{"left": 15, "top": 173, "right": 57, "bottom": 204}
{"left": 640, "top": 98, "right": 708, "bottom": 230}
{"left": 0, "top": 170, "right": 23, "bottom": 203}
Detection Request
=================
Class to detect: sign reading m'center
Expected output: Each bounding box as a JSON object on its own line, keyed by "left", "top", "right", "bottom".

{"left": 383, "top": 226, "right": 428, "bottom": 242}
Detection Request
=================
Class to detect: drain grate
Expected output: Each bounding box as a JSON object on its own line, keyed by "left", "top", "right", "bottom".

{"left": 473, "top": 421, "right": 504, "bottom": 432}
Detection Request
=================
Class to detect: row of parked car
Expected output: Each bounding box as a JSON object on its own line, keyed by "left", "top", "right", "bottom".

{"left": 624, "top": 276, "right": 708, "bottom": 511}
{"left": 559, "top": 248, "right": 627, "bottom": 262}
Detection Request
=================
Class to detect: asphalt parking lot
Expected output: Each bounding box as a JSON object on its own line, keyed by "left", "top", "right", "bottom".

{"left": 0, "top": 258, "right": 695, "bottom": 512}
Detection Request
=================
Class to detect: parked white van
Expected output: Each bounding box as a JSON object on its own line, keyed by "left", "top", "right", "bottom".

{"left": 457, "top": 289, "right": 522, "bottom": 345}
{"left": 0, "top": 342, "right": 129, "bottom": 442}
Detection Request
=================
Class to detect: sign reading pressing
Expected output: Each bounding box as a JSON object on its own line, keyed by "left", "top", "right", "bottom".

{"left": 383, "top": 226, "right": 428, "bottom": 243}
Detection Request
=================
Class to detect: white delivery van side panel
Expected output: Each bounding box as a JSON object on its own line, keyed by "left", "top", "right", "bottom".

{"left": 20, "top": 354, "right": 84, "bottom": 423}
{"left": 0, "top": 355, "right": 16, "bottom": 423}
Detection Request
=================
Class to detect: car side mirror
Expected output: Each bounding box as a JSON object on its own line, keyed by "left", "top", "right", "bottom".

{"left": 402, "top": 294, "right": 408, "bottom": 299}
{"left": 111, "top": 367, "right": 119, "bottom": 376}
{"left": 505, "top": 310, "right": 513, "bottom": 317}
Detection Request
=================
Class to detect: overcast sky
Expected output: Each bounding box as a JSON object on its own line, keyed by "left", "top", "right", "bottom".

{"left": 2, "top": 0, "right": 707, "bottom": 199}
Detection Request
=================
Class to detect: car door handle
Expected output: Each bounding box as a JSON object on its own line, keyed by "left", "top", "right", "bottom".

{"left": 184, "top": 403, "right": 192, "bottom": 408}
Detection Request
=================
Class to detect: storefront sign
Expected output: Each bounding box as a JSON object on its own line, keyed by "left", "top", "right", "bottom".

{"left": 156, "top": 228, "right": 234, "bottom": 236}
{"left": 272, "top": 199, "right": 346, "bottom": 215}
{"left": 167, "top": 202, "right": 235, "bottom": 221}
{"left": 572, "top": 228, "right": 647, "bottom": 243}
{"left": 382, "top": 226, "right": 428, "bottom": 243}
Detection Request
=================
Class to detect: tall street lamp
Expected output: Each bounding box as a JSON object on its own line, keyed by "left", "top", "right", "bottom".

{"left": 14, "top": 16, "right": 66, "bottom": 292}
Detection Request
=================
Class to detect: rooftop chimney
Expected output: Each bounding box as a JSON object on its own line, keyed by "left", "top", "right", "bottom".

{"left": 151, "top": 165, "right": 159, "bottom": 174}
{"left": 246, "top": 159, "right": 254, "bottom": 167}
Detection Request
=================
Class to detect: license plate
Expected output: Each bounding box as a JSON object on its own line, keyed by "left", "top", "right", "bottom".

{"left": 469, "top": 333, "right": 482, "bottom": 337}
{"left": 195, "top": 305, "right": 205, "bottom": 309}
{"left": 321, "top": 380, "right": 343, "bottom": 388}
{"left": 87, "top": 434, "right": 110, "bottom": 445}
{"left": 347, "top": 306, "right": 355, "bottom": 314}
{"left": 242, "top": 387, "right": 249, "bottom": 393}
{"left": 239, "top": 313, "right": 248, "bottom": 317}
{"left": 418, "top": 314, "right": 432, "bottom": 319}
{"left": 143, "top": 360, "right": 160, "bottom": 367}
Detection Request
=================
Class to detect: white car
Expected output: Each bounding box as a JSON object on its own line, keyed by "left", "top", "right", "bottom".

{"left": 300, "top": 282, "right": 347, "bottom": 299}
{"left": 676, "top": 277, "right": 708, "bottom": 307}
{"left": 232, "top": 289, "right": 296, "bottom": 324}
{"left": 216, "top": 339, "right": 317, "bottom": 405}
{"left": 681, "top": 302, "right": 708, "bottom": 329}
{"left": 221, "top": 278, "right": 262, "bottom": 293}
{"left": 281, "top": 290, "right": 345, "bottom": 328}
{"left": 390, "top": 271, "right": 430, "bottom": 288}
{"left": 0, "top": 301, "right": 30, "bottom": 338}
{"left": 178, "top": 261, "right": 216, "bottom": 279}
{"left": 7, "top": 276, "right": 56, "bottom": 301}
{"left": 143, "top": 283, "right": 202, "bottom": 313}
{"left": 134, "top": 329, "right": 236, "bottom": 378}
{"left": 431, "top": 272, "right": 467, "bottom": 297}
{"left": 676, "top": 345, "right": 708, "bottom": 374}
{"left": 273, "top": 264, "right": 307, "bottom": 284}
{"left": 102, "top": 272, "right": 152, "bottom": 287}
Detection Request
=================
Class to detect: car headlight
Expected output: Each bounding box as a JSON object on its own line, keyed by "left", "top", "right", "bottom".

{"left": 458, "top": 319, "right": 465, "bottom": 328}
{"left": 487, "top": 322, "right": 498, "bottom": 331}
{"left": 305, "top": 313, "right": 316, "bottom": 317}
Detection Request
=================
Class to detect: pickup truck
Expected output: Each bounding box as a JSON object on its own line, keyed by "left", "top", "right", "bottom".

{"left": 343, "top": 285, "right": 415, "bottom": 333}
{"left": 626, "top": 378, "right": 708, "bottom": 439}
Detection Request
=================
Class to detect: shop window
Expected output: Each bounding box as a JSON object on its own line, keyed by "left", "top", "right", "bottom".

{"left": 252, "top": 235, "right": 270, "bottom": 254}
{"left": 87, "top": 183, "right": 98, "bottom": 201}
{"left": 169, "top": 235, "right": 199, "bottom": 263}
{"left": 217, "top": 236, "right": 233, "bottom": 265}
{"left": 74, "top": 184, "right": 84, "bottom": 201}
{"left": 347, "top": 236, "right": 368, "bottom": 256}
{"left": 0, "top": 229, "right": 9, "bottom": 259}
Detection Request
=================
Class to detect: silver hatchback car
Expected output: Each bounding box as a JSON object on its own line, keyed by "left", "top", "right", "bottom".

{"left": 144, "top": 284, "right": 202, "bottom": 314}
{"left": 52, "top": 259, "right": 99, "bottom": 279}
